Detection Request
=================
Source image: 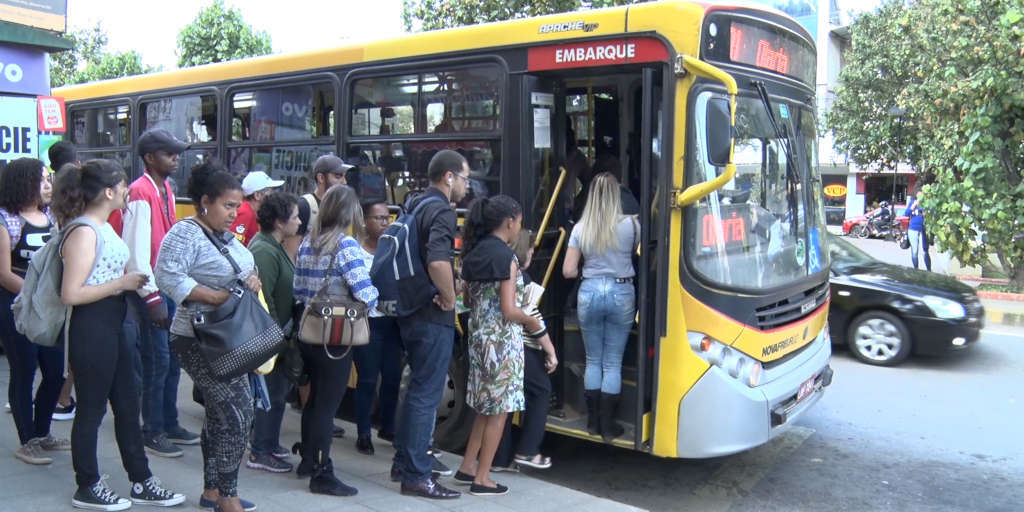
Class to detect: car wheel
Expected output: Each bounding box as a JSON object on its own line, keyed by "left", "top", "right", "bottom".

{"left": 846, "top": 310, "right": 912, "bottom": 366}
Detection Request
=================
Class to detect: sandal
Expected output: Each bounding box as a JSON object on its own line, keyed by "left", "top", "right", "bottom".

{"left": 513, "top": 453, "right": 552, "bottom": 469}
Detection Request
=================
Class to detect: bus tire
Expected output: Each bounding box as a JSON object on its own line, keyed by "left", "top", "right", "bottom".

{"left": 846, "top": 310, "right": 912, "bottom": 366}
{"left": 432, "top": 346, "right": 473, "bottom": 453}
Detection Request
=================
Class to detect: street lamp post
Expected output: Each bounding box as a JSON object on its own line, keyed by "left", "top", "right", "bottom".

{"left": 888, "top": 106, "right": 905, "bottom": 207}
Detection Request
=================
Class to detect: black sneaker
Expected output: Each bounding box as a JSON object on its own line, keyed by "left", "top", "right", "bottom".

{"left": 72, "top": 478, "right": 131, "bottom": 511}
{"left": 130, "top": 476, "right": 186, "bottom": 506}
{"left": 469, "top": 482, "right": 509, "bottom": 496}
{"left": 144, "top": 433, "right": 183, "bottom": 458}
{"left": 270, "top": 445, "right": 290, "bottom": 459}
{"left": 432, "top": 457, "right": 454, "bottom": 477}
{"left": 309, "top": 470, "right": 358, "bottom": 497}
{"left": 53, "top": 397, "right": 76, "bottom": 421}
{"left": 452, "top": 470, "right": 474, "bottom": 486}
{"left": 246, "top": 452, "right": 293, "bottom": 473}
{"left": 165, "top": 425, "right": 200, "bottom": 445}
{"left": 427, "top": 445, "right": 442, "bottom": 459}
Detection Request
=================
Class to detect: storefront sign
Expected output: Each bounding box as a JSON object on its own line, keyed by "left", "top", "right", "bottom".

{"left": 0, "top": 96, "right": 39, "bottom": 166}
{"left": 0, "top": 0, "right": 67, "bottom": 32}
{"left": 0, "top": 44, "right": 49, "bottom": 96}
{"left": 37, "top": 95, "right": 65, "bottom": 132}
{"left": 824, "top": 184, "right": 847, "bottom": 198}
{"left": 528, "top": 38, "right": 668, "bottom": 71}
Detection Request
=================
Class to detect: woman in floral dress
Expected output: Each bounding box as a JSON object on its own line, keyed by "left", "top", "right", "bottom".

{"left": 455, "top": 195, "right": 550, "bottom": 496}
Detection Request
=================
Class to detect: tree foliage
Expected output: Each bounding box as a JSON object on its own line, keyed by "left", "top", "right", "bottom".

{"left": 49, "top": 23, "right": 153, "bottom": 87}
{"left": 176, "top": 0, "right": 272, "bottom": 68}
{"left": 827, "top": 0, "right": 1024, "bottom": 290}
{"left": 401, "top": 0, "right": 647, "bottom": 31}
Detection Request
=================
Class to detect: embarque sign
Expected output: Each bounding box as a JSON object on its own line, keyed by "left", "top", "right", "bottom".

{"left": 528, "top": 38, "right": 669, "bottom": 71}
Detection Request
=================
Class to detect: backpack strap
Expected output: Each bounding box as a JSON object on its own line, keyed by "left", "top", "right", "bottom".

{"left": 59, "top": 216, "right": 106, "bottom": 279}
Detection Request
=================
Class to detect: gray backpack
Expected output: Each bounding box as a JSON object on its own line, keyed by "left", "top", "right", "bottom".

{"left": 13, "top": 217, "right": 104, "bottom": 347}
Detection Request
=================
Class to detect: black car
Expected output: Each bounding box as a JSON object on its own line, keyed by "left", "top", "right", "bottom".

{"left": 827, "top": 235, "right": 985, "bottom": 365}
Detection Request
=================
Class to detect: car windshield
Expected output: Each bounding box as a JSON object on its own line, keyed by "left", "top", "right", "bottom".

{"left": 828, "top": 234, "right": 876, "bottom": 271}
{"left": 685, "top": 93, "right": 829, "bottom": 290}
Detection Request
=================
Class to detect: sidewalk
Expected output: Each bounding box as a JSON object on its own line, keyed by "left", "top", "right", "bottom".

{"left": 0, "top": 363, "right": 643, "bottom": 512}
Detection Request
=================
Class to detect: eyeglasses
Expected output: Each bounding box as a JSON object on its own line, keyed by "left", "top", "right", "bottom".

{"left": 368, "top": 215, "right": 391, "bottom": 222}
{"left": 452, "top": 173, "right": 470, "bottom": 182}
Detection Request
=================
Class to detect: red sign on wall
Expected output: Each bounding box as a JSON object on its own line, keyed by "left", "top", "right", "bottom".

{"left": 528, "top": 38, "right": 669, "bottom": 71}
{"left": 36, "top": 96, "right": 66, "bottom": 133}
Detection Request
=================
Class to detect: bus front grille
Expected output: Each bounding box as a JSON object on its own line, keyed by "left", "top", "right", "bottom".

{"left": 754, "top": 282, "right": 829, "bottom": 330}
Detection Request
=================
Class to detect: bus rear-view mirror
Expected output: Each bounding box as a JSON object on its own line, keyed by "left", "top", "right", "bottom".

{"left": 706, "top": 97, "right": 732, "bottom": 168}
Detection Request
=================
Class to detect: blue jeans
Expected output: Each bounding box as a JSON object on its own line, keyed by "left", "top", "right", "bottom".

{"left": 127, "top": 293, "right": 181, "bottom": 435}
{"left": 392, "top": 319, "right": 454, "bottom": 484}
{"left": 908, "top": 229, "right": 932, "bottom": 271}
{"left": 353, "top": 317, "right": 403, "bottom": 438}
{"left": 0, "top": 287, "right": 64, "bottom": 445}
{"left": 250, "top": 364, "right": 291, "bottom": 455}
{"left": 578, "top": 278, "right": 636, "bottom": 394}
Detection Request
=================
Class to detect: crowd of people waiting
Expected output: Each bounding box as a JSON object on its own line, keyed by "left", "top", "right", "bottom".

{"left": 0, "top": 129, "right": 640, "bottom": 510}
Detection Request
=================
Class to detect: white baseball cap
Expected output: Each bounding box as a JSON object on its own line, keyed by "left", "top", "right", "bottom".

{"left": 241, "top": 171, "right": 285, "bottom": 196}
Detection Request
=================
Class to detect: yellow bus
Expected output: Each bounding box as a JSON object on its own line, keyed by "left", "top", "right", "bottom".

{"left": 56, "top": 0, "right": 833, "bottom": 458}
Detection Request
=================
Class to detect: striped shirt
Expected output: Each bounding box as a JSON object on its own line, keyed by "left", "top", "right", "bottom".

{"left": 293, "top": 235, "right": 378, "bottom": 310}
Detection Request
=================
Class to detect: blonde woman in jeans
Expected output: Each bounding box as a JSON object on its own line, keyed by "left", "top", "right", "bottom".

{"left": 562, "top": 172, "right": 638, "bottom": 443}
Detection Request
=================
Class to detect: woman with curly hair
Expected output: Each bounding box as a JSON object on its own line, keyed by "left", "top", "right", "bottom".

{"left": 0, "top": 157, "right": 68, "bottom": 465}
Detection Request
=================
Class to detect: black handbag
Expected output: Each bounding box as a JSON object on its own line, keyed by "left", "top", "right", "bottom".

{"left": 188, "top": 220, "right": 285, "bottom": 380}
{"left": 899, "top": 233, "right": 911, "bottom": 250}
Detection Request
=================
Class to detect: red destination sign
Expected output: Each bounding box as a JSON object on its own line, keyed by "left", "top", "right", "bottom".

{"left": 528, "top": 38, "right": 669, "bottom": 71}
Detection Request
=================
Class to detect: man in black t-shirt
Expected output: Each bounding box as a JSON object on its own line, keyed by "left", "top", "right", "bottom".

{"left": 391, "top": 150, "right": 468, "bottom": 500}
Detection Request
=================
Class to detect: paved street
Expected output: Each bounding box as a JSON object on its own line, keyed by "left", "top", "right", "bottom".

{"left": 529, "top": 325, "right": 1024, "bottom": 511}
{"left": 0, "top": 365, "right": 640, "bottom": 512}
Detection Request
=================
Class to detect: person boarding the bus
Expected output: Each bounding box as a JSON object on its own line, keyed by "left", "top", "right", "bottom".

{"left": 231, "top": 171, "right": 284, "bottom": 246}
{"left": 389, "top": 149, "right": 468, "bottom": 500}
{"left": 562, "top": 172, "right": 638, "bottom": 443}
{"left": 110, "top": 128, "right": 200, "bottom": 458}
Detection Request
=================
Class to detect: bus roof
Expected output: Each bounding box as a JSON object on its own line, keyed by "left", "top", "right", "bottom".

{"left": 54, "top": 0, "right": 801, "bottom": 102}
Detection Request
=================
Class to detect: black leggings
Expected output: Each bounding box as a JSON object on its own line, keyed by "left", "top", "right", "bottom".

{"left": 172, "top": 335, "right": 253, "bottom": 498}
{"left": 299, "top": 342, "right": 352, "bottom": 468}
{"left": 69, "top": 295, "right": 152, "bottom": 488}
{"left": 0, "top": 287, "right": 63, "bottom": 445}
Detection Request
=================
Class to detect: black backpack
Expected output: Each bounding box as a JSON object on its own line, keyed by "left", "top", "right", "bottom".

{"left": 370, "top": 196, "right": 445, "bottom": 317}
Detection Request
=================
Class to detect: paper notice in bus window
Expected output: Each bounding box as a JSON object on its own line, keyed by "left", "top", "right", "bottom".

{"left": 534, "top": 107, "right": 551, "bottom": 148}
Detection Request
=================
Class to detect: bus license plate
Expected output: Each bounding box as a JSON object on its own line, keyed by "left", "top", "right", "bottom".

{"left": 796, "top": 376, "right": 816, "bottom": 402}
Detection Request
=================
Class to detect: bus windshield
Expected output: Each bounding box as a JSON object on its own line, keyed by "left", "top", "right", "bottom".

{"left": 686, "top": 93, "right": 828, "bottom": 290}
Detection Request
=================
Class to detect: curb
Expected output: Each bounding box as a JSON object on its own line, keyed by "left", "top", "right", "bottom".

{"left": 984, "top": 308, "right": 1024, "bottom": 327}
{"left": 977, "top": 290, "right": 1024, "bottom": 302}
{"left": 956, "top": 275, "right": 1010, "bottom": 285}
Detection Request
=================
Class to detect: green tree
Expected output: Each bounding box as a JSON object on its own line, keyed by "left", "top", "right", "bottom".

{"left": 827, "top": 0, "right": 1024, "bottom": 290}
{"left": 177, "top": 0, "right": 272, "bottom": 68}
{"left": 50, "top": 23, "right": 152, "bottom": 87}
{"left": 401, "top": 0, "right": 646, "bottom": 31}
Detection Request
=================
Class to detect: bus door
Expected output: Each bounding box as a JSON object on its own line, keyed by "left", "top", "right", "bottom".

{"left": 521, "top": 66, "right": 664, "bottom": 450}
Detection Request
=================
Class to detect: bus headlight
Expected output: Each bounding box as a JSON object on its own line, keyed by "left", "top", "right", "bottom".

{"left": 689, "top": 332, "right": 763, "bottom": 388}
{"left": 921, "top": 295, "right": 966, "bottom": 319}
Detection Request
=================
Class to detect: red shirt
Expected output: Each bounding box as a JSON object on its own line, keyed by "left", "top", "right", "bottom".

{"left": 231, "top": 201, "right": 258, "bottom": 246}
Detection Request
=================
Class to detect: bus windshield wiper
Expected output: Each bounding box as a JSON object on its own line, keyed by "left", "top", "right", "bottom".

{"left": 752, "top": 80, "right": 800, "bottom": 239}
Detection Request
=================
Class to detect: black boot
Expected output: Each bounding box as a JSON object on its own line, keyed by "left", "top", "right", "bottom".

{"left": 584, "top": 389, "right": 601, "bottom": 435}
{"left": 309, "top": 458, "right": 358, "bottom": 497}
{"left": 599, "top": 392, "right": 624, "bottom": 443}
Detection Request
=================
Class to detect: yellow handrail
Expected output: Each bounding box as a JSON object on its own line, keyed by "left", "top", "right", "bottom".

{"left": 676, "top": 55, "right": 738, "bottom": 208}
{"left": 538, "top": 227, "right": 567, "bottom": 307}
{"left": 535, "top": 166, "right": 567, "bottom": 249}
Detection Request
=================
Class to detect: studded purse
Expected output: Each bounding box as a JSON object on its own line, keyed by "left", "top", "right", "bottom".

{"left": 189, "top": 220, "right": 285, "bottom": 380}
